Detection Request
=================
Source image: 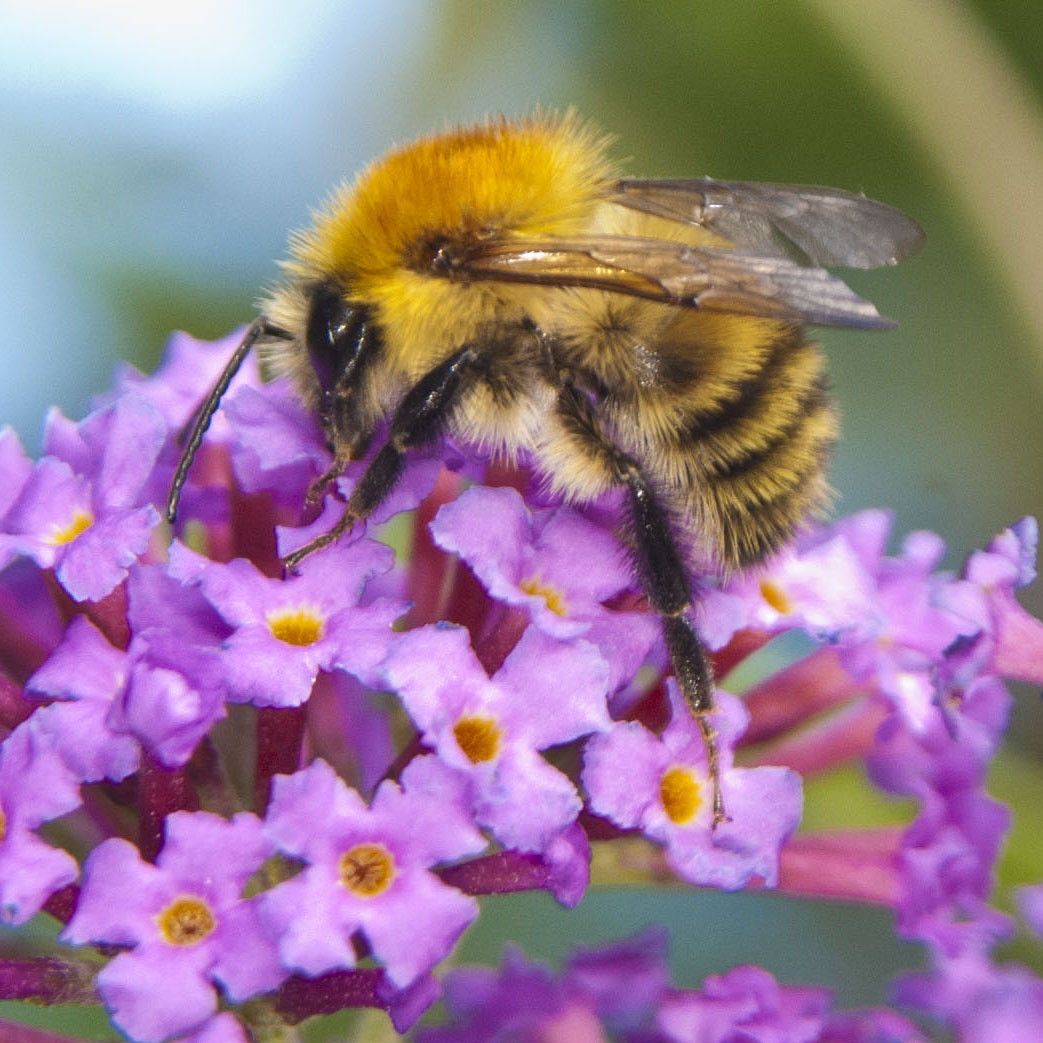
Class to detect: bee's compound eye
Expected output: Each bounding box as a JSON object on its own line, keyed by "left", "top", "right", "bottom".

{"left": 305, "top": 283, "right": 367, "bottom": 397}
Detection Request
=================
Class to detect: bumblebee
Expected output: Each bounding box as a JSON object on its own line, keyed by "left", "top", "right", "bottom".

{"left": 168, "top": 112, "right": 923, "bottom": 824}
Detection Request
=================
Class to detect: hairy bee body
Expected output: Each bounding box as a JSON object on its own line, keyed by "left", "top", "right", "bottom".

{"left": 263, "top": 114, "right": 836, "bottom": 574}
{"left": 170, "top": 112, "right": 921, "bottom": 824}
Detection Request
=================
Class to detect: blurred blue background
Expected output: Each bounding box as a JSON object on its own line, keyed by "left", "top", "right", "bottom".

{"left": 2, "top": 0, "right": 1042, "bottom": 1032}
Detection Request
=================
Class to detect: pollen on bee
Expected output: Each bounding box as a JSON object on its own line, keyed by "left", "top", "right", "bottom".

{"left": 339, "top": 842, "right": 396, "bottom": 897}
{"left": 47, "top": 508, "right": 94, "bottom": 546}
{"left": 453, "top": 715, "right": 502, "bottom": 763}
{"left": 156, "top": 896, "right": 217, "bottom": 946}
{"left": 267, "top": 606, "right": 325, "bottom": 646}
{"left": 660, "top": 766, "right": 702, "bottom": 824}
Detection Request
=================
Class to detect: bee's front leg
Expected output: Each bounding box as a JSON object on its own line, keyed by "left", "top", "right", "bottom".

{"left": 282, "top": 344, "right": 481, "bottom": 571}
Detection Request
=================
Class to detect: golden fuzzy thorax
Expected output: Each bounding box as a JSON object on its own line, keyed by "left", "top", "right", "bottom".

{"left": 262, "top": 112, "right": 837, "bottom": 575}
{"left": 283, "top": 112, "right": 616, "bottom": 377}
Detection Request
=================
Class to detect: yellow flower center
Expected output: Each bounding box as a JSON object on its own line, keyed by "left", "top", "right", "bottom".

{"left": 759, "top": 578, "right": 793, "bottom": 615}
{"left": 660, "top": 766, "right": 702, "bottom": 824}
{"left": 267, "top": 607, "right": 325, "bottom": 646}
{"left": 0, "top": 805, "right": 6, "bottom": 845}
{"left": 339, "top": 843, "right": 395, "bottom": 896}
{"left": 156, "top": 896, "right": 217, "bottom": 946}
{"left": 47, "top": 508, "right": 94, "bottom": 546}
{"left": 453, "top": 715, "right": 502, "bottom": 763}
{"left": 519, "top": 576, "right": 568, "bottom": 616}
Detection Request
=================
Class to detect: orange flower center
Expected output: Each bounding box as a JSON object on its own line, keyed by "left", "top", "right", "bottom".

{"left": 47, "top": 508, "right": 94, "bottom": 546}
{"left": 758, "top": 579, "right": 793, "bottom": 615}
{"left": 156, "top": 896, "right": 217, "bottom": 946}
{"left": 339, "top": 843, "right": 395, "bottom": 896}
{"left": 519, "top": 576, "right": 568, "bottom": 616}
{"left": 267, "top": 607, "right": 325, "bottom": 646}
{"left": 453, "top": 715, "right": 502, "bottom": 763}
{"left": 660, "top": 766, "right": 702, "bottom": 824}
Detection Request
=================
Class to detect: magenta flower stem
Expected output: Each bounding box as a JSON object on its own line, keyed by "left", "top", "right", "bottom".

{"left": 254, "top": 705, "right": 306, "bottom": 812}
{"left": 746, "top": 698, "right": 888, "bottom": 778}
{"left": 407, "top": 469, "right": 466, "bottom": 625}
{"left": 0, "top": 674, "right": 31, "bottom": 731}
{"left": 42, "top": 885, "right": 79, "bottom": 926}
{"left": 0, "top": 957, "right": 95, "bottom": 1005}
{"left": 779, "top": 827, "right": 903, "bottom": 905}
{"left": 138, "top": 753, "right": 198, "bottom": 861}
{"left": 740, "top": 646, "right": 863, "bottom": 746}
{"left": 43, "top": 572, "right": 129, "bottom": 652}
{"left": 0, "top": 590, "right": 51, "bottom": 689}
{"left": 473, "top": 605, "right": 529, "bottom": 677}
{"left": 437, "top": 850, "right": 550, "bottom": 896}
{"left": 275, "top": 967, "right": 391, "bottom": 1022}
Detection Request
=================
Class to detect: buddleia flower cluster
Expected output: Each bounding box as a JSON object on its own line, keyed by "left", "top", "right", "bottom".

{"left": 0, "top": 330, "right": 1041, "bottom": 1042}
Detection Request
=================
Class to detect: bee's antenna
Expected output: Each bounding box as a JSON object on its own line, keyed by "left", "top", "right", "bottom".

{"left": 166, "top": 317, "right": 290, "bottom": 523}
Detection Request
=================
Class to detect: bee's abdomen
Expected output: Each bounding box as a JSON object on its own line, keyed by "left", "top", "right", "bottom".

{"left": 657, "top": 321, "right": 838, "bottom": 573}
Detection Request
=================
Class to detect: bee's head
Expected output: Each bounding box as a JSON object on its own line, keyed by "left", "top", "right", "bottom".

{"left": 302, "top": 280, "right": 380, "bottom": 459}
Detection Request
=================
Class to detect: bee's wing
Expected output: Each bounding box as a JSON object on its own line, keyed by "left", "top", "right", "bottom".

{"left": 450, "top": 236, "right": 898, "bottom": 329}
{"left": 607, "top": 179, "right": 925, "bottom": 269}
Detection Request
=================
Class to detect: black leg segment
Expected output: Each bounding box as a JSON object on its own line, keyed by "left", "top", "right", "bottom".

{"left": 282, "top": 344, "right": 480, "bottom": 570}
{"left": 167, "top": 316, "right": 291, "bottom": 523}
{"left": 619, "top": 462, "right": 725, "bottom": 825}
{"left": 619, "top": 462, "right": 691, "bottom": 617}
{"left": 554, "top": 386, "right": 727, "bottom": 826}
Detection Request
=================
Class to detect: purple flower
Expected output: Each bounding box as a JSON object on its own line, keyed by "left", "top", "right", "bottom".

{"left": 222, "top": 379, "right": 330, "bottom": 510}
{"left": 836, "top": 527, "right": 975, "bottom": 733}
{"left": 658, "top": 965, "right": 831, "bottom": 1043}
{"left": 113, "top": 330, "right": 270, "bottom": 526}
{"left": 896, "top": 789, "right": 1012, "bottom": 953}
{"left": 417, "top": 945, "right": 592, "bottom": 1043}
{"left": 1018, "top": 884, "right": 1043, "bottom": 940}
{"left": 0, "top": 719, "right": 82, "bottom": 923}
{"left": 420, "top": 930, "right": 926, "bottom": 1043}
{"left": 894, "top": 934, "right": 1043, "bottom": 1042}
{"left": 660, "top": 964, "right": 929, "bottom": 1043}
{"left": 110, "top": 329, "right": 263, "bottom": 437}
{"left": 941, "top": 517, "right": 1043, "bottom": 686}
{"left": 867, "top": 675, "right": 1013, "bottom": 951}
{"left": 564, "top": 928, "right": 672, "bottom": 1030}
{"left": 0, "top": 427, "right": 33, "bottom": 572}
{"left": 169, "top": 537, "right": 405, "bottom": 707}
{"left": 26, "top": 602, "right": 225, "bottom": 769}
{"left": 381, "top": 623, "right": 612, "bottom": 852}
{"left": 418, "top": 931, "right": 670, "bottom": 1043}
{"left": 259, "top": 756, "right": 485, "bottom": 988}
{"left": 275, "top": 448, "right": 449, "bottom": 562}
{"left": 172, "top": 1012, "right": 251, "bottom": 1043}
{"left": 868, "top": 676, "right": 1011, "bottom": 801}
{"left": 700, "top": 516, "right": 881, "bottom": 649}
{"left": 583, "top": 684, "right": 802, "bottom": 889}
{"left": 0, "top": 396, "right": 165, "bottom": 601}
{"left": 429, "top": 486, "right": 659, "bottom": 694}
{"left": 63, "top": 810, "right": 283, "bottom": 1043}
{"left": 25, "top": 616, "right": 142, "bottom": 780}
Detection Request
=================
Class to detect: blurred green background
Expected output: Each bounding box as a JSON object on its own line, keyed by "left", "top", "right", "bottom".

{"left": 2, "top": 0, "right": 1042, "bottom": 1033}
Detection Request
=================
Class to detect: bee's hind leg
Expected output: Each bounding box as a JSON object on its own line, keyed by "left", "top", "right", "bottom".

{"left": 620, "top": 460, "right": 726, "bottom": 826}
{"left": 552, "top": 383, "right": 727, "bottom": 827}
